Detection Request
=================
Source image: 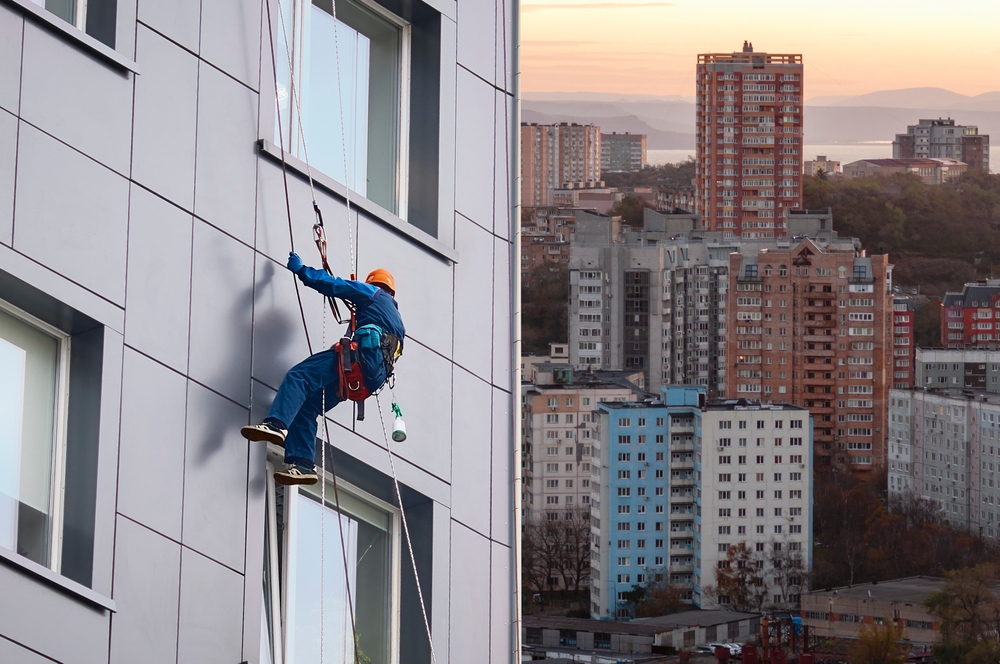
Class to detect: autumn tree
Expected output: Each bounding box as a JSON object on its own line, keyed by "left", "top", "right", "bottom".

{"left": 707, "top": 542, "right": 767, "bottom": 612}
{"left": 766, "top": 538, "right": 806, "bottom": 610}
{"left": 848, "top": 616, "right": 909, "bottom": 664}
{"left": 925, "top": 564, "right": 1000, "bottom": 664}
{"left": 630, "top": 568, "right": 687, "bottom": 617}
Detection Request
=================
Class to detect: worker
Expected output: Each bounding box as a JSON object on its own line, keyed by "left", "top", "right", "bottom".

{"left": 242, "top": 252, "right": 405, "bottom": 485}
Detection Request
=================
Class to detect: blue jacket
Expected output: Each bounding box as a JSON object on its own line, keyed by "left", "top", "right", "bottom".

{"left": 296, "top": 267, "right": 406, "bottom": 391}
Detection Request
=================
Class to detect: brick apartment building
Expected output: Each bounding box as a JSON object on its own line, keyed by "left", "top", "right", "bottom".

{"left": 695, "top": 43, "right": 803, "bottom": 239}
{"left": 941, "top": 280, "right": 1000, "bottom": 347}
{"left": 725, "top": 239, "right": 892, "bottom": 470}
{"left": 893, "top": 296, "right": 915, "bottom": 389}
{"left": 521, "top": 122, "right": 602, "bottom": 207}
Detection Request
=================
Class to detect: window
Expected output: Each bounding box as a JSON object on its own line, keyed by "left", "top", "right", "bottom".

{"left": 28, "top": 0, "right": 120, "bottom": 47}
{"left": 0, "top": 303, "right": 70, "bottom": 571}
{"left": 263, "top": 472, "right": 400, "bottom": 664}
{"left": 277, "top": 0, "right": 433, "bottom": 223}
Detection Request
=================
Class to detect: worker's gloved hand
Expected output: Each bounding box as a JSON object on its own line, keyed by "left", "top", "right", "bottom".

{"left": 287, "top": 252, "right": 304, "bottom": 274}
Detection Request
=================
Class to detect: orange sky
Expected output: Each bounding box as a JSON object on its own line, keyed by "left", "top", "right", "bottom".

{"left": 520, "top": 0, "right": 1000, "bottom": 98}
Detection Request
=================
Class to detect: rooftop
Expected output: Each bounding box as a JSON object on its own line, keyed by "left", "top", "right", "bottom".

{"left": 805, "top": 577, "right": 944, "bottom": 605}
{"left": 891, "top": 387, "right": 1000, "bottom": 407}
{"left": 524, "top": 609, "right": 760, "bottom": 635}
{"left": 848, "top": 158, "right": 966, "bottom": 168}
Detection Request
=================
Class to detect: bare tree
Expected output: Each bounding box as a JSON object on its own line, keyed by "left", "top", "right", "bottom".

{"left": 521, "top": 509, "right": 592, "bottom": 597}
{"left": 559, "top": 508, "right": 592, "bottom": 593}
{"left": 766, "top": 536, "right": 805, "bottom": 610}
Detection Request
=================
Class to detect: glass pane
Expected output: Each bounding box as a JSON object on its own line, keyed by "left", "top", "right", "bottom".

{"left": 302, "top": 6, "right": 370, "bottom": 198}
{"left": 287, "top": 490, "right": 393, "bottom": 664}
{"left": 0, "top": 308, "right": 60, "bottom": 567}
{"left": 278, "top": 0, "right": 401, "bottom": 213}
{"left": 44, "top": 0, "right": 77, "bottom": 25}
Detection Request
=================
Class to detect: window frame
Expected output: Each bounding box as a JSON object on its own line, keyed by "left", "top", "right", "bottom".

{"left": 280, "top": 0, "right": 412, "bottom": 217}
{"left": 263, "top": 456, "right": 403, "bottom": 664}
{"left": 0, "top": 297, "right": 72, "bottom": 574}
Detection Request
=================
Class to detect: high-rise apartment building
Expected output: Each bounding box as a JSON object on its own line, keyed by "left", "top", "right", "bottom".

{"left": 888, "top": 389, "right": 1000, "bottom": 535}
{"left": 521, "top": 122, "right": 602, "bottom": 207}
{"left": 725, "top": 236, "right": 892, "bottom": 470}
{"left": 893, "top": 296, "right": 915, "bottom": 389}
{"left": 568, "top": 208, "right": 840, "bottom": 397}
{"left": 521, "top": 364, "right": 646, "bottom": 519}
{"left": 940, "top": 280, "right": 1000, "bottom": 347}
{"left": 916, "top": 348, "right": 1000, "bottom": 391}
{"left": 0, "top": 0, "right": 518, "bottom": 660}
{"left": 893, "top": 118, "right": 990, "bottom": 172}
{"left": 590, "top": 386, "right": 813, "bottom": 618}
{"left": 695, "top": 43, "right": 804, "bottom": 239}
{"left": 601, "top": 132, "right": 648, "bottom": 173}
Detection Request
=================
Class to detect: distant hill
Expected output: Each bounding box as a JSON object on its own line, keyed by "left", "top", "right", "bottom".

{"left": 521, "top": 87, "right": 1000, "bottom": 151}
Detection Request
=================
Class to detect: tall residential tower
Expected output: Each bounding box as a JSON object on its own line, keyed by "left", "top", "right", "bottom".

{"left": 695, "top": 43, "right": 803, "bottom": 239}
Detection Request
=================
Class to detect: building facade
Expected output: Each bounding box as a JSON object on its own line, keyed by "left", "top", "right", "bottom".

{"left": 695, "top": 43, "right": 804, "bottom": 239}
{"left": 801, "top": 577, "right": 943, "bottom": 647}
{"left": 568, "top": 209, "right": 847, "bottom": 398}
{"left": 803, "top": 155, "right": 841, "bottom": 177}
{"left": 893, "top": 296, "right": 915, "bottom": 389}
{"left": 893, "top": 118, "right": 990, "bottom": 172}
{"left": 887, "top": 389, "right": 1000, "bottom": 536}
{"left": 522, "top": 366, "right": 646, "bottom": 519}
{"left": 601, "top": 132, "right": 647, "bottom": 173}
{"left": 842, "top": 158, "right": 967, "bottom": 185}
{"left": 916, "top": 347, "right": 1000, "bottom": 391}
{"left": 521, "top": 122, "right": 602, "bottom": 207}
{"left": 725, "top": 237, "right": 892, "bottom": 470}
{"left": 940, "top": 280, "right": 1000, "bottom": 348}
{"left": 590, "top": 386, "right": 813, "bottom": 619}
{"left": 0, "top": 0, "right": 518, "bottom": 662}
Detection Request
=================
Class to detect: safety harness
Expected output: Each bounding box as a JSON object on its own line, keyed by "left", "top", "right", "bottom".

{"left": 314, "top": 207, "right": 403, "bottom": 420}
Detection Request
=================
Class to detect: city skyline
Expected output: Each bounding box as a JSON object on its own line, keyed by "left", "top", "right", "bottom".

{"left": 521, "top": 0, "right": 1000, "bottom": 98}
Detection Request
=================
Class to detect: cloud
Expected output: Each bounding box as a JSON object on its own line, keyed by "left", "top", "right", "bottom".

{"left": 521, "top": 2, "right": 677, "bottom": 12}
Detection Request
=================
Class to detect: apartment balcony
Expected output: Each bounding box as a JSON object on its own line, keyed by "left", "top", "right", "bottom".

{"left": 803, "top": 348, "right": 835, "bottom": 357}
{"left": 669, "top": 563, "right": 694, "bottom": 574}
{"left": 802, "top": 377, "right": 836, "bottom": 386}
{"left": 671, "top": 439, "right": 695, "bottom": 452}
{"left": 671, "top": 492, "right": 694, "bottom": 503}
{"left": 669, "top": 510, "right": 694, "bottom": 520}
{"left": 672, "top": 459, "right": 695, "bottom": 470}
{"left": 670, "top": 421, "right": 695, "bottom": 433}
{"left": 803, "top": 333, "right": 836, "bottom": 343}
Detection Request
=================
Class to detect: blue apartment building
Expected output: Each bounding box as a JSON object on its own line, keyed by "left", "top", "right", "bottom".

{"left": 592, "top": 386, "right": 813, "bottom": 619}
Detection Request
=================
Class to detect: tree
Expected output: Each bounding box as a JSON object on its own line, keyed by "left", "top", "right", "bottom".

{"left": 521, "top": 508, "right": 591, "bottom": 599}
{"left": 766, "top": 537, "right": 805, "bottom": 610}
{"left": 632, "top": 568, "right": 686, "bottom": 617}
{"left": 925, "top": 564, "right": 1000, "bottom": 664}
{"left": 609, "top": 194, "right": 651, "bottom": 227}
{"left": 708, "top": 542, "right": 767, "bottom": 612}
{"left": 521, "top": 263, "right": 568, "bottom": 354}
{"left": 914, "top": 299, "right": 942, "bottom": 347}
{"left": 847, "top": 617, "right": 909, "bottom": 664}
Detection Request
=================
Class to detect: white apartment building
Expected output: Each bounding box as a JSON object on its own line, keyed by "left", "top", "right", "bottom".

{"left": 697, "top": 403, "right": 814, "bottom": 609}
{"left": 888, "top": 388, "right": 1000, "bottom": 536}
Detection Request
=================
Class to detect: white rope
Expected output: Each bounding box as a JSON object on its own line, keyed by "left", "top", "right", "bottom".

{"left": 268, "top": 0, "right": 436, "bottom": 660}
{"left": 376, "top": 390, "right": 438, "bottom": 664}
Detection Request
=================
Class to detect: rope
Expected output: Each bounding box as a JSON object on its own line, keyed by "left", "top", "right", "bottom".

{"left": 265, "top": 0, "right": 438, "bottom": 660}
{"left": 266, "top": 0, "right": 360, "bottom": 661}
{"left": 376, "top": 390, "right": 438, "bottom": 664}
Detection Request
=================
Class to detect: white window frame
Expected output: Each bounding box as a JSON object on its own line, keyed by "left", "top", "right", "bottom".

{"left": 263, "top": 457, "right": 402, "bottom": 664}
{"left": 0, "top": 298, "right": 72, "bottom": 573}
{"left": 281, "top": 0, "right": 412, "bottom": 216}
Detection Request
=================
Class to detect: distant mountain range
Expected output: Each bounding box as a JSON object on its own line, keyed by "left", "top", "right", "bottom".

{"left": 521, "top": 88, "right": 1000, "bottom": 150}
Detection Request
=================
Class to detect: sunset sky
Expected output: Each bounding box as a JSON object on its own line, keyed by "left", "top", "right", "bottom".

{"left": 520, "top": 0, "right": 1000, "bottom": 99}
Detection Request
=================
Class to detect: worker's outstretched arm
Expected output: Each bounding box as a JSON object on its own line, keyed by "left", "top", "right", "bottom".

{"left": 286, "top": 252, "right": 378, "bottom": 304}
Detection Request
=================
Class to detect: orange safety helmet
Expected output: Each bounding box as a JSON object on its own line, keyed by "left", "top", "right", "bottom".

{"left": 365, "top": 268, "right": 396, "bottom": 294}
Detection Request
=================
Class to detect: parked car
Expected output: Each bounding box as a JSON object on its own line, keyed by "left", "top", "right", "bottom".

{"left": 709, "top": 642, "right": 741, "bottom": 657}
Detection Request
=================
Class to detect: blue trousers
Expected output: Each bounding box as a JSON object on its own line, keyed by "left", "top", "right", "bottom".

{"left": 265, "top": 348, "right": 343, "bottom": 467}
